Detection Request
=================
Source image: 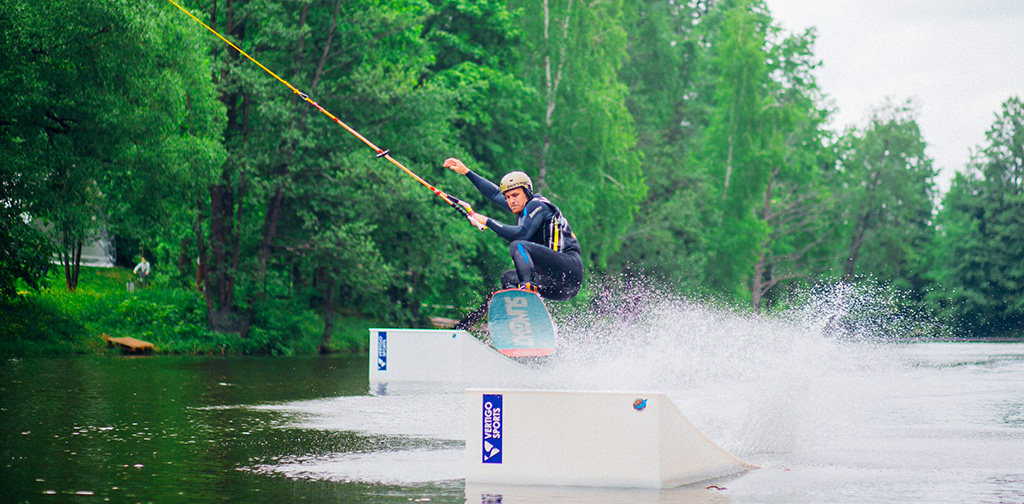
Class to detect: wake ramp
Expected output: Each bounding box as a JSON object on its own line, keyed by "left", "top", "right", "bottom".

{"left": 466, "top": 389, "right": 756, "bottom": 488}
{"left": 368, "top": 329, "right": 536, "bottom": 386}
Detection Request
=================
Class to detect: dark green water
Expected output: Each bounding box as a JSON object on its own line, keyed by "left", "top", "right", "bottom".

{"left": 0, "top": 355, "right": 462, "bottom": 503}
{"left": 10, "top": 344, "right": 1022, "bottom": 504}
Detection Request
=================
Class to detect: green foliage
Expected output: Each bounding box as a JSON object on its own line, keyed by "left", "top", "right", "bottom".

{"left": 0, "top": 267, "right": 359, "bottom": 355}
{"left": 928, "top": 97, "right": 1024, "bottom": 336}
{"left": 0, "top": 0, "right": 224, "bottom": 292}
{"left": 610, "top": 0, "right": 711, "bottom": 287}
{"left": 507, "top": 0, "right": 646, "bottom": 270}
{"left": 697, "top": 1, "right": 773, "bottom": 298}
{"left": 4, "top": 0, "right": 1023, "bottom": 352}
{"left": 746, "top": 25, "right": 837, "bottom": 309}
{"left": 832, "top": 100, "right": 937, "bottom": 295}
{"left": 0, "top": 208, "right": 51, "bottom": 300}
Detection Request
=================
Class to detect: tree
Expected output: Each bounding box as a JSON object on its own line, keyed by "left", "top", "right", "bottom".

{"left": 834, "top": 100, "right": 937, "bottom": 294}
{"left": 928, "top": 97, "right": 1024, "bottom": 336}
{"left": 104, "top": 2, "right": 226, "bottom": 285}
{"left": 0, "top": 167, "right": 51, "bottom": 300}
{"left": 749, "top": 27, "right": 836, "bottom": 310}
{"left": 697, "top": 0, "right": 774, "bottom": 300}
{"left": 0, "top": 0, "right": 224, "bottom": 292}
{"left": 183, "top": 0, "right": 445, "bottom": 333}
{"left": 507, "top": 0, "right": 646, "bottom": 272}
{"left": 609, "top": 0, "right": 712, "bottom": 287}
{"left": 177, "top": 0, "right": 539, "bottom": 344}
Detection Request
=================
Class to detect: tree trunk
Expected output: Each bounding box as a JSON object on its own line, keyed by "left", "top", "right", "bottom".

{"left": 751, "top": 175, "right": 773, "bottom": 311}
{"left": 751, "top": 254, "right": 766, "bottom": 311}
{"left": 177, "top": 238, "right": 191, "bottom": 280}
{"left": 842, "top": 210, "right": 870, "bottom": 282}
{"left": 58, "top": 222, "right": 83, "bottom": 292}
{"left": 723, "top": 130, "right": 735, "bottom": 202}
{"left": 319, "top": 273, "right": 336, "bottom": 354}
{"left": 208, "top": 182, "right": 235, "bottom": 312}
{"left": 239, "top": 186, "right": 285, "bottom": 339}
{"left": 539, "top": 0, "right": 573, "bottom": 193}
{"left": 201, "top": 0, "right": 247, "bottom": 333}
{"left": 72, "top": 242, "right": 81, "bottom": 291}
{"left": 194, "top": 196, "right": 217, "bottom": 326}
{"left": 61, "top": 240, "right": 83, "bottom": 292}
{"left": 255, "top": 187, "right": 285, "bottom": 283}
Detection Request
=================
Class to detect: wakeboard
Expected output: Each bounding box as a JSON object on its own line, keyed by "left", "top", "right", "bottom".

{"left": 488, "top": 288, "right": 556, "bottom": 357}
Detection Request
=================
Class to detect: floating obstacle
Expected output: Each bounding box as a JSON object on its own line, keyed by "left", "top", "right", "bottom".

{"left": 368, "top": 329, "right": 535, "bottom": 385}
{"left": 466, "top": 389, "right": 756, "bottom": 488}
{"left": 103, "top": 334, "right": 154, "bottom": 354}
{"left": 369, "top": 329, "right": 755, "bottom": 486}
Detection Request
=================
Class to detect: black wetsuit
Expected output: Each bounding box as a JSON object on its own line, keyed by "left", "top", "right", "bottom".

{"left": 466, "top": 171, "right": 584, "bottom": 301}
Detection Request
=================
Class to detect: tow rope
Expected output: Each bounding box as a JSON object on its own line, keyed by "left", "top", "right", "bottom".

{"left": 164, "top": 0, "right": 485, "bottom": 230}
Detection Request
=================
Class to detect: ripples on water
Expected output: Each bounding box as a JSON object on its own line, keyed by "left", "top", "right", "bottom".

{"left": 2, "top": 282, "right": 1022, "bottom": 503}
{"left": 244, "top": 282, "right": 1024, "bottom": 503}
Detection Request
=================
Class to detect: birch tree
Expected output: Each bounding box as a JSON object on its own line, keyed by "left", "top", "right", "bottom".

{"left": 749, "top": 28, "right": 835, "bottom": 310}
{"left": 698, "top": 0, "right": 773, "bottom": 299}
{"left": 508, "top": 0, "right": 645, "bottom": 270}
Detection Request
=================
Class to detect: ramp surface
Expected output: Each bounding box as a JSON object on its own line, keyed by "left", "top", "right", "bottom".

{"left": 368, "top": 329, "right": 536, "bottom": 386}
{"left": 466, "top": 389, "right": 756, "bottom": 488}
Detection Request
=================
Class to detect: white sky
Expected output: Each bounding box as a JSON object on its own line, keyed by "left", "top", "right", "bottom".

{"left": 764, "top": 0, "right": 1024, "bottom": 193}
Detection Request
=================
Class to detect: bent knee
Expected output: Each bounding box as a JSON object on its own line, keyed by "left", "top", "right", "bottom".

{"left": 509, "top": 240, "right": 534, "bottom": 261}
{"left": 509, "top": 240, "right": 530, "bottom": 253}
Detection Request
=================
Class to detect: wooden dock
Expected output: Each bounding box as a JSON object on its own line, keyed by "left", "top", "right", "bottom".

{"left": 429, "top": 316, "right": 459, "bottom": 329}
{"left": 103, "top": 335, "right": 155, "bottom": 354}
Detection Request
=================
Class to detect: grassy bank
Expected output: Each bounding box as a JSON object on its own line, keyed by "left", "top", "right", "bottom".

{"left": 0, "top": 266, "right": 375, "bottom": 356}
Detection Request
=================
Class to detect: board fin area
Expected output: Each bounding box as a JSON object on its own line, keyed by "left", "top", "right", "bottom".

{"left": 488, "top": 288, "right": 556, "bottom": 357}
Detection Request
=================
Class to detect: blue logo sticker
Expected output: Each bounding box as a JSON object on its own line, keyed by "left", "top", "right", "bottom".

{"left": 377, "top": 332, "right": 387, "bottom": 371}
{"left": 633, "top": 398, "right": 647, "bottom": 411}
{"left": 482, "top": 394, "right": 503, "bottom": 464}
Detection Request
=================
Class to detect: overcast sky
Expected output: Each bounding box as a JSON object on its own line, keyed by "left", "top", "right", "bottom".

{"left": 763, "top": 0, "right": 1024, "bottom": 193}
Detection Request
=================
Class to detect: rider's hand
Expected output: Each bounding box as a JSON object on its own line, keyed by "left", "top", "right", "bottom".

{"left": 443, "top": 158, "right": 469, "bottom": 175}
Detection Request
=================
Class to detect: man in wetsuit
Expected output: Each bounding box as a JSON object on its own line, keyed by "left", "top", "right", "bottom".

{"left": 444, "top": 158, "right": 584, "bottom": 328}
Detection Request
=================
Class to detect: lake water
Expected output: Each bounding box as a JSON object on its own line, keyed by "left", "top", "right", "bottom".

{"left": 2, "top": 298, "right": 1023, "bottom": 503}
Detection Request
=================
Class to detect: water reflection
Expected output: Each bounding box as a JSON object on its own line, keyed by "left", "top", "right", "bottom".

{"left": 464, "top": 482, "right": 730, "bottom": 504}
{"left": 250, "top": 448, "right": 464, "bottom": 484}
{"left": 3, "top": 342, "right": 1024, "bottom": 503}
{"left": 0, "top": 354, "right": 411, "bottom": 503}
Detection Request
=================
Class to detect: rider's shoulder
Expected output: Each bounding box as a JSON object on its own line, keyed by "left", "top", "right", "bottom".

{"left": 524, "top": 198, "right": 551, "bottom": 217}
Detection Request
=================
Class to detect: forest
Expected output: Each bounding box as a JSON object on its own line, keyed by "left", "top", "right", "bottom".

{"left": 2, "top": 0, "right": 1022, "bottom": 353}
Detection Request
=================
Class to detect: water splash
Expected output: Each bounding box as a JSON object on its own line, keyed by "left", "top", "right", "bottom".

{"left": 532, "top": 279, "right": 942, "bottom": 457}
{"left": 256, "top": 278, "right": 991, "bottom": 490}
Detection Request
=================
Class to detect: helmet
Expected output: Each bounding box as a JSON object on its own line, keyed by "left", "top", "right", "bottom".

{"left": 499, "top": 171, "right": 533, "bottom": 197}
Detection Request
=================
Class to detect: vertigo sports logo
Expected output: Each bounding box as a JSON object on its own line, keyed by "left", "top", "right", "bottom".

{"left": 376, "top": 332, "right": 387, "bottom": 371}
{"left": 482, "top": 394, "right": 503, "bottom": 464}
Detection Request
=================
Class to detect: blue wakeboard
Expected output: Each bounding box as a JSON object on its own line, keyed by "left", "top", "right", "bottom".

{"left": 488, "top": 288, "right": 556, "bottom": 357}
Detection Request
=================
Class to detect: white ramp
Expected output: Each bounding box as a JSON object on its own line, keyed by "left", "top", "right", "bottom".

{"left": 466, "top": 389, "right": 756, "bottom": 488}
{"left": 368, "top": 329, "right": 535, "bottom": 385}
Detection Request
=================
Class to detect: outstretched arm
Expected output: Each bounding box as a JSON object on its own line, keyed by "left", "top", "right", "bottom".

{"left": 444, "top": 157, "right": 509, "bottom": 210}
